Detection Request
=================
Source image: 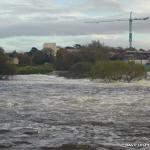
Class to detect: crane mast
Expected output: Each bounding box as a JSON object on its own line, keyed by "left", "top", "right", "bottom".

{"left": 129, "top": 12, "right": 133, "bottom": 49}
{"left": 86, "top": 12, "right": 149, "bottom": 49}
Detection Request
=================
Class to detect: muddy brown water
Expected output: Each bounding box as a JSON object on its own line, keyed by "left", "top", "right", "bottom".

{"left": 0, "top": 74, "right": 150, "bottom": 150}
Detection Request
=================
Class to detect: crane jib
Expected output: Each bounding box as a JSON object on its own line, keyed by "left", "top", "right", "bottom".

{"left": 85, "top": 12, "right": 149, "bottom": 49}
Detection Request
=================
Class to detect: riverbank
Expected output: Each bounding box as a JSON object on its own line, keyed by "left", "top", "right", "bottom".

{"left": 0, "top": 59, "right": 148, "bottom": 83}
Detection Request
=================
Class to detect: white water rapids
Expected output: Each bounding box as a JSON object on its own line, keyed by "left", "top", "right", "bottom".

{"left": 0, "top": 74, "right": 150, "bottom": 150}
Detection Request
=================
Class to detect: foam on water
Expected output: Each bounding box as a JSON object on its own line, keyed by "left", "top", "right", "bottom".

{"left": 0, "top": 74, "right": 150, "bottom": 149}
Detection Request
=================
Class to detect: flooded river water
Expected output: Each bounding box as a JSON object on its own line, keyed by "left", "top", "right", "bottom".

{"left": 0, "top": 74, "right": 150, "bottom": 150}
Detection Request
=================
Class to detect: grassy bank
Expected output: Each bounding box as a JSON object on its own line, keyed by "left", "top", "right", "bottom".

{"left": 16, "top": 64, "right": 54, "bottom": 75}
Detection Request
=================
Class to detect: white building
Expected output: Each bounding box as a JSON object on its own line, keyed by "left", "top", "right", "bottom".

{"left": 134, "top": 59, "right": 150, "bottom": 65}
{"left": 9, "top": 57, "right": 19, "bottom": 65}
{"left": 43, "top": 43, "right": 58, "bottom": 56}
{"left": 125, "top": 51, "right": 150, "bottom": 65}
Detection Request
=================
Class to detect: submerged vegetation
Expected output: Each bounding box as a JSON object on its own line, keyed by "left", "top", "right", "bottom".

{"left": 64, "top": 61, "right": 146, "bottom": 82}
{"left": 55, "top": 41, "right": 147, "bottom": 82}
{"left": 91, "top": 61, "right": 146, "bottom": 82}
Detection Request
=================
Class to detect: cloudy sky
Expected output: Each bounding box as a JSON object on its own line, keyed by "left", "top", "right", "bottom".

{"left": 0, "top": 0, "right": 150, "bottom": 51}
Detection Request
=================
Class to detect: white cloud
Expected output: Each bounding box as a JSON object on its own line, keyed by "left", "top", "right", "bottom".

{"left": 0, "top": 33, "right": 150, "bottom": 52}
{"left": 0, "top": 0, "right": 150, "bottom": 50}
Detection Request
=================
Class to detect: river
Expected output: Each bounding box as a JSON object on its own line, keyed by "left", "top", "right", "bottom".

{"left": 0, "top": 74, "right": 150, "bottom": 150}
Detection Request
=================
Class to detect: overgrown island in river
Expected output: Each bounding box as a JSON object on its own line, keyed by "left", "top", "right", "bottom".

{"left": 0, "top": 41, "right": 149, "bottom": 82}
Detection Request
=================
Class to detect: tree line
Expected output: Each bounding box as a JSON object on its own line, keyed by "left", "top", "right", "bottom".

{"left": 0, "top": 41, "right": 147, "bottom": 81}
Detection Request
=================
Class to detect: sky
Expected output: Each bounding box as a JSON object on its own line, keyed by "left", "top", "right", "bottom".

{"left": 0, "top": 0, "right": 150, "bottom": 51}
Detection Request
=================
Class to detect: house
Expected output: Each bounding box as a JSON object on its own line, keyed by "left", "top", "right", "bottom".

{"left": 111, "top": 50, "right": 150, "bottom": 65}
{"left": 9, "top": 57, "right": 19, "bottom": 65}
{"left": 43, "top": 43, "right": 60, "bottom": 56}
{"left": 125, "top": 51, "right": 150, "bottom": 65}
{"left": 65, "top": 46, "right": 80, "bottom": 52}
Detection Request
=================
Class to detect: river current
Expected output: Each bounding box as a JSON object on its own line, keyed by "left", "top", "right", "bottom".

{"left": 0, "top": 74, "right": 150, "bottom": 150}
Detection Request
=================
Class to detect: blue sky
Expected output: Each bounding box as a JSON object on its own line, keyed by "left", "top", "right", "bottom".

{"left": 0, "top": 0, "right": 150, "bottom": 51}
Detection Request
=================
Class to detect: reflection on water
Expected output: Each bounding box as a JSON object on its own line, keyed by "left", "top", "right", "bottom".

{"left": 0, "top": 74, "right": 150, "bottom": 150}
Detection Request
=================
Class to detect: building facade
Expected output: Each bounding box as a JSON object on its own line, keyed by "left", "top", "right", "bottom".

{"left": 9, "top": 57, "right": 19, "bottom": 65}
{"left": 43, "top": 43, "right": 58, "bottom": 56}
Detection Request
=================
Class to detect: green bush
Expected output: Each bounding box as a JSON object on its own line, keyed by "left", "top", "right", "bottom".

{"left": 16, "top": 64, "right": 54, "bottom": 75}
{"left": 91, "top": 61, "right": 146, "bottom": 82}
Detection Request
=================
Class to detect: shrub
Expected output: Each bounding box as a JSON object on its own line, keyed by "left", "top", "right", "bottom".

{"left": 16, "top": 64, "right": 54, "bottom": 75}
{"left": 91, "top": 61, "right": 146, "bottom": 82}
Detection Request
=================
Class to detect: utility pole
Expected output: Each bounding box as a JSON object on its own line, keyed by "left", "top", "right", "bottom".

{"left": 85, "top": 12, "right": 149, "bottom": 49}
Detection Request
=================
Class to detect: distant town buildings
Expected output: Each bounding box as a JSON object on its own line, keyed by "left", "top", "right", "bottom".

{"left": 111, "top": 50, "right": 150, "bottom": 65}
{"left": 126, "top": 51, "right": 150, "bottom": 65}
{"left": 42, "top": 42, "right": 150, "bottom": 65}
{"left": 43, "top": 43, "right": 56, "bottom": 50}
{"left": 42, "top": 43, "right": 81, "bottom": 55}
